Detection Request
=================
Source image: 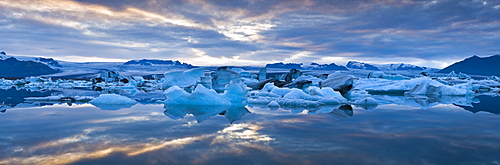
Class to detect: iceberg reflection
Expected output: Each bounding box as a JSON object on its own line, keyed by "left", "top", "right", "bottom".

{"left": 404, "top": 95, "right": 474, "bottom": 109}
{"left": 163, "top": 104, "right": 250, "bottom": 123}
{"left": 455, "top": 95, "right": 500, "bottom": 114}
{"left": 307, "top": 104, "right": 354, "bottom": 119}
{"left": 0, "top": 88, "right": 52, "bottom": 112}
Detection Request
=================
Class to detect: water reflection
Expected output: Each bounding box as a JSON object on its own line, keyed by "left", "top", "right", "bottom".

{"left": 405, "top": 95, "right": 474, "bottom": 108}
{"left": 370, "top": 94, "right": 475, "bottom": 109}
{"left": 307, "top": 105, "right": 354, "bottom": 119}
{"left": 1, "top": 99, "right": 500, "bottom": 164}
{"left": 456, "top": 95, "right": 500, "bottom": 114}
{"left": 90, "top": 102, "right": 137, "bottom": 111}
{"left": 163, "top": 104, "right": 250, "bottom": 123}
{"left": 0, "top": 88, "right": 53, "bottom": 112}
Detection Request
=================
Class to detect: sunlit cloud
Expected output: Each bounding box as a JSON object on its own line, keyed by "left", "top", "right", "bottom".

{"left": 0, "top": 0, "right": 499, "bottom": 67}
{"left": 183, "top": 48, "right": 263, "bottom": 66}
{"left": 55, "top": 56, "right": 129, "bottom": 62}
{"left": 0, "top": 122, "right": 274, "bottom": 165}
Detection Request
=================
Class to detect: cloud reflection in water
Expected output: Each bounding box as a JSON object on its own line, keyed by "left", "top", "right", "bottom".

{"left": 1, "top": 95, "right": 500, "bottom": 164}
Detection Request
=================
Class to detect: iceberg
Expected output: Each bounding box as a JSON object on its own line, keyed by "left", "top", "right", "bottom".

{"left": 353, "top": 97, "right": 378, "bottom": 110}
{"left": 283, "top": 69, "right": 302, "bottom": 83}
{"left": 89, "top": 94, "right": 137, "bottom": 110}
{"left": 367, "top": 71, "right": 385, "bottom": 78}
{"left": 92, "top": 71, "right": 128, "bottom": 83}
{"left": 164, "top": 84, "right": 231, "bottom": 105}
{"left": 258, "top": 68, "right": 267, "bottom": 81}
{"left": 247, "top": 84, "right": 347, "bottom": 108}
{"left": 162, "top": 68, "right": 205, "bottom": 89}
{"left": 164, "top": 80, "right": 247, "bottom": 106}
{"left": 404, "top": 80, "right": 472, "bottom": 96}
{"left": 320, "top": 72, "right": 356, "bottom": 95}
{"left": 355, "top": 77, "right": 462, "bottom": 96}
{"left": 25, "top": 95, "right": 94, "bottom": 102}
{"left": 212, "top": 67, "right": 241, "bottom": 92}
{"left": 222, "top": 81, "right": 248, "bottom": 104}
{"left": 249, "top": 79, "right": 287, "bottom": 90}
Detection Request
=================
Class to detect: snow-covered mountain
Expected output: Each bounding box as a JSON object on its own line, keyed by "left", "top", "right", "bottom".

{"left": 346, "top": 61, "right": 437, "bottom": 71}
{"left": 265, "top": 62, "right": 303, "bottom": 69}
{"left": 0, "top": 52, "right": 60, "bottom": 78}
{"left": 438, "top": 55, "right": 500, "bottom": 76}
{"left": 306, "top": 63, "right": 348, "bottom": 70}
{"left": 346, "top": 61, "right": 380, "bottom": 70}
{"left": 123, "top": 59, "right": 193, "bottom": 68}
{"left": 265, "top": 62, "right": 347, "bottom": 70}
{"left": 0, "top": 51, "right": 61, "bottom": 68}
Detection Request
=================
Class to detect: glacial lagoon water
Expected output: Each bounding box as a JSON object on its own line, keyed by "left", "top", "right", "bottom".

{"left": 1, "top": 92, "right": 500, "bottom": 164}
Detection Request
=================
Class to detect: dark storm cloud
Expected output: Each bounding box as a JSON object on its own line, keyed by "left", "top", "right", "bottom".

{"left": 0, "top": 0, "right": 499, "bottom": 67}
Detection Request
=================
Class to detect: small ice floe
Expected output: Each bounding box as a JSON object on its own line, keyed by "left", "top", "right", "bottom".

{"left": 247, "top": 83, "right": 348, "bottom": 108}
{"left": 89, "top": 94, "right": 137, "bottom": 110}
{"left": 353, "top": 97, "right": 378, "bottom": 110}
{"left": 25, "top": 95, "right": 95, "bottom": 102}
{"left": 267, "top": 101, "right": 280, "bottom": 108}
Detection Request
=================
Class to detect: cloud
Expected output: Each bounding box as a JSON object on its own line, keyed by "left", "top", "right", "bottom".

{"left": 0, "top": 0, "right": 499, "bottom": 68}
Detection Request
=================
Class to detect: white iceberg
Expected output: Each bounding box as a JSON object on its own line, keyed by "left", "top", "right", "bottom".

{"left": 247, "top": 83, "right": 347, "bottom": 108}
{"left": 164, "top": 81, "right": 247, "bottom": 106}
{"left": 320, "top": 72, "right": 355, "bottom": 95}
{"left": 89, "top": 94, "right": 137, "bottom": 110}
{"left": 267, "top": 101, "right": 280, "bottom": 107}
{"left": 212, "top": 67, "right": 241, "bottom": 92}
{"left": 353, "top": 97, "right": 378, "bottom": 110}
{"left": 164, "top": 84, "right": 230, "bottom": 105}
{"left": 404, "top": 80, "right": 472, "bottom": 96}
{"left": 90, "top": 94, "right": 137, "bottom": 104}
{"left": 162, "top": 68, "right": 205, "bottom": 89}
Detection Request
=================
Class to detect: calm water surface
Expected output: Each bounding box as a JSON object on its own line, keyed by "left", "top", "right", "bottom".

{"left": 1, "top": 96, "right": 499, "bottom": 164}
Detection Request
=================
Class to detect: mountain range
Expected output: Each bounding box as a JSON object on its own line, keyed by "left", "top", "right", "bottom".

{"left": 123, "top": 59, "right": 193, "bottom": 68}
{"left": 1, "top": 51, "right": 497, "bottom": 78}
{"left": 0, "top": 57, "right": 60, "bottom": 78}
{"left": 438, "top": 55, "right": 500, "bottom": 76}
{"left": 346, "top": 61, "right": 438, "bottom": 71}
{"left": 265, "top": 62, "right": 348, "bottom": 70}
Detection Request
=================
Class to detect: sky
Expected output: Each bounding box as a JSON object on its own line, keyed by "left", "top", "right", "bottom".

{"left": 1, "top": 0, "right": 499, "bottom": 68}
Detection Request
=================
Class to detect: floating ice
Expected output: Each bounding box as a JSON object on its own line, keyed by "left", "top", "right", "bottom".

{"left": 405, "top": 80, "right": 472, "bottom": 96}
{"left": 212, "top": 67, "right": 241, "bottom": 92}
{"left": 222, "top": 81, "right": 248, "bottom": 104}
{"left": 25, "top": 95, "right": 94, "bottom": 102}
{"left": 320, "top": 72, "right": 355, "bottom": 95}
{"left": 164, "top": 80, "right": 247, "bottom": 105}
{"left": 267, "top": 101, "right": 280, "bottom": 107}
{"left": 368, "top": 71, "right": 385, "bottom": 78}
{"left": 89, "top": 94, "right": 137, "bottom": 110}
{"left": 162, "top": 68, "right": 205, "bottom": 89}
{"left": 90, "top": 94, "right": 136, "bottom": 104}
{"left": 247, "top": 84, "right": 347, "bottom": 108}
{"left": 164, "top": 84, "right": 231, "bottom": 105}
